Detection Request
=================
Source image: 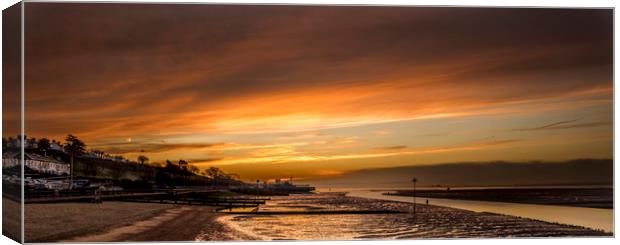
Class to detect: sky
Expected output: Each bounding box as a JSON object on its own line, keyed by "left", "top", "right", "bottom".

{"left": 9, "top": 3, "right": 613, "bottom": 182}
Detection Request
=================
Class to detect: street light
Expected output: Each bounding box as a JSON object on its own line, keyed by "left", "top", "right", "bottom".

{"left": 256, "top": 179, "right": 260, "bottom": 199}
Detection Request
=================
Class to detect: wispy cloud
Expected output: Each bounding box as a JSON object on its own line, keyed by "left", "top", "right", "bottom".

{"left": 418, "top": 132, "right": 451, "bottom": 137}
{"left": 23, "top": 5, "right": 612, "bottom": 141}
{"left": 16, "top": 5, "right": 612, "bottom": 180}
{"left": 204, "top": 139, "right": 521, "bottom": 166}
{"left": 186, "top": 157, "right": 222, "bottom": 163}
{"left": 96, "top": 142, "right": 227, "bottom": 154}
{"left": 371, "top": 130, "right": 392, "bottom": 136}
{"left": 374, "top": 145, "right": 408, "bottom": 150}
{"left": 511, "top": 119, "right": 611, "bottom": 132}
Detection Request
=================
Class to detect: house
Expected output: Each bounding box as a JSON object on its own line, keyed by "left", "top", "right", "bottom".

{"left": 24, "top": 153, "right": 70, "bottom": 175}
{"left": 3, "top": 152, "right": 69, "bottom": 175}
{"left": 2, "top": 152, "right": 20, "bottom": 168}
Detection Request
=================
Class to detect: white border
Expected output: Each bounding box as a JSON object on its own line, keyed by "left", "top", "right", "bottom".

{"left": 0, "top": 1, "right": 618, "bottom": 245}
{"left": 11, "top": 0, "right": 620, "bottom": 8}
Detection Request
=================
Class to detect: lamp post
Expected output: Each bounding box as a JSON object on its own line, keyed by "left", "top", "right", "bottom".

{"left": 412, "top": 177, "right": 417, "bottom": 216}
{"left": 256, "top": 179, "right": 260, "bottom": 199}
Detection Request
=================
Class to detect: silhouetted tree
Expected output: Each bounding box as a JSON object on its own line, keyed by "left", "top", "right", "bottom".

{"left": 227, "top": 173, "right": 240, "bottom": 181}
{"left": 206, "top": 167, "right": 223, "bottom": 179}
{"left": 178, "top": 160, "right": 188, "bottom": 171}
{"left": 206, "top": 167, "right": 226, "bottom": 186}
{"left": 91, "top": 150, "right": 104, "bottom": 158}
{"left": 64, "top": 135, "right": 86, "bottom": 155}
{"left": 64, "top": 134, "right": 86, "bottom": 188}
{"left": 188, "top": 165, "right": 200, "bottom": 175}
{"left": 137, "top": 155, "right": 149, "bottom": 165}
{"left": 27, "top": 137, "right": 37, "bottom": 149}
{"left": 37, "top": 138, "right": 51, "bottom": 155}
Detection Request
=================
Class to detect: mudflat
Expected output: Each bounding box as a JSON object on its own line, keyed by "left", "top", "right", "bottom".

{"left": 216, "top": 193, "right": 611, "bottom": 240}
{"left": 387, "top": 188, "right": 613, "bottom": 209}
{"left": 22, "top": 193, "right": 612, "bottom": 242}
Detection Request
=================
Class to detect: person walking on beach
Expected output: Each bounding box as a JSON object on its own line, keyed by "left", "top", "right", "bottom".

{"left": 92, "top": 188, "right": 102, "bottom": 204}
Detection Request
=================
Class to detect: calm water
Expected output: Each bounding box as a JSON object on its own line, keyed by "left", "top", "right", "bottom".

{"left": 346, "top": 189, "right": 614, "bottom": 233}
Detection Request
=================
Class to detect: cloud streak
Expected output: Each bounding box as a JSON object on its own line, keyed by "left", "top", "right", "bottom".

{"left": 13, "top": 4, "right": 612, "bottom": 179}
{"left": 511, "top": 119, "right": 611, "bottom": 132}
{"left": 200, "top": 139, "right": 521, "bottom": 166}
{"left": 21, "top": 5, "right": 612, "bottom": 141}
{"left": 374, "top": 145, "right": 408, "bottom": 150}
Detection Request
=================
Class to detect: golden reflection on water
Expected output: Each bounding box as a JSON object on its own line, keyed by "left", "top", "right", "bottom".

{"left": 212, "top": 193, "right": 610, "bottom": 240}
{"left": 348, "top": 190, "right": 614, "bottom": 233}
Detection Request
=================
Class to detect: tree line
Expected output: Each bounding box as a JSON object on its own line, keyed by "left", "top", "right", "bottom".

{"left": 2, "top": 134, "right": 241, "bottom": 188}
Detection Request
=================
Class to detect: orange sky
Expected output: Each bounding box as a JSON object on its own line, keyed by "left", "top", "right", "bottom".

{"left": 8, "top": 4, "right": 612, "bottom": 181}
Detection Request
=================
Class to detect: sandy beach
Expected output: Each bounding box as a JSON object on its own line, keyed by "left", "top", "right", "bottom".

{"left": 2, "top": 197, "right": 21, "bottom": 242}
{"left": 25, "top": 201, "right": 213, "bottom": 242}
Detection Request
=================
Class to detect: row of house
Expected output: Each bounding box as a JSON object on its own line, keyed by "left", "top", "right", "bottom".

{"left": 2, "top": 152, "right": 70, "bottom": 175}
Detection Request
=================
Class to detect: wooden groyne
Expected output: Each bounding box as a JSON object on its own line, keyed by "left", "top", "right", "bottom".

{"left": 25, "top": 191, "right": 168, "bottom": 204}
{"left": 122, "top": 196, "right": 269, "bottom": 208}
{"left": 24, "top": 189, "right": 271, "bottom": 209}
{"left": 220, "top": 210, "right": 407, "bottom": 215}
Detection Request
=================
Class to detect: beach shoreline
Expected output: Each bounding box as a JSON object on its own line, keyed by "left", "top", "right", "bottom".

{"left": 23, "top": 193, "right": 612, "bottom": 242}
{"left": 217, "top": 193, "right": 611, "bottom": 240}
{"left": 385, "top": 188, "right": 613, "bottom": 209}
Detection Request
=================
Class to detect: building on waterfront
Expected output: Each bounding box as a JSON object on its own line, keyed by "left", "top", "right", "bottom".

{"left": 2, "top": 152, "right": 69, "bottom": 175}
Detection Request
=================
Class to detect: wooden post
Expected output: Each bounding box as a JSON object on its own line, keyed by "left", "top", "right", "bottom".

{"left": 412, "top": 177, "right": 417, "bottom": 217}
{"left": 69, "top": 154, "right": 74, "bottom": 190}
{"left": 256, "top": 179, "right": 260, "bottom": 199}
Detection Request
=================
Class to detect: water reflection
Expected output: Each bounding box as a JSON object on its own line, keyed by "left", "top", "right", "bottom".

{"left": 347, "top": 190, "right": 613, "bottom": 233}
{"left": 214, "top": 193, "right": 610, "bottom": 240}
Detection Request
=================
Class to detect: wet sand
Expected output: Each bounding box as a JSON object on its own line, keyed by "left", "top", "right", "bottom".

{"left": 387, "top": 188, "right": 613, "bottom": 209}
{"left": 23, "top": 193, "right": 611, "bottom": 242}
{"left": 217, "top": 193, "right": 611, "bottom": 240}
